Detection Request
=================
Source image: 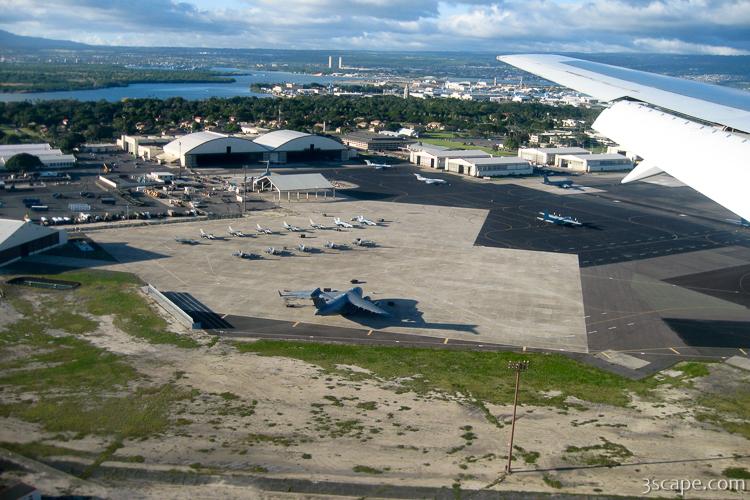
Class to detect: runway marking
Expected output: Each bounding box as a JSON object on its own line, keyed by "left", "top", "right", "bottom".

{"left": 626, "top": 322, "right": 635, "bottom": 326}
{"left": 367, "top": 330, "right": 373, "bottom": 336}
{"left": 669, "top": 347, "right": 680, "bottom": 354}
{"left": 443, "top": 338, "right": 449, "bottom": 344}
{"left": 739, "top": 348, "right": 747, "bottom": 356}
{"left": 601, "top": 351, "right": 612, "bottom": 359}
{"left": 292, "top": 321, "right": 299, "bottom": 327}
{"left": 588, "top": 330, "right": 598, "bottom": 334}
{"left": 608, "top": 326, "right": 617, "bottom": 330}
{"left": 584, "top": 315, "right": 590, "bottom": 318}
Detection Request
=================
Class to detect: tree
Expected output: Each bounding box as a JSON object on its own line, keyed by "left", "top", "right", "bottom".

{"left": 4, "top": 152, "right": 43, "bottom": 173}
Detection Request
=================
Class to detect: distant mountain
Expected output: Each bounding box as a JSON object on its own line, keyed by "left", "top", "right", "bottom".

{"left": 0, "top": 29, "right": 90, "bottom": 50}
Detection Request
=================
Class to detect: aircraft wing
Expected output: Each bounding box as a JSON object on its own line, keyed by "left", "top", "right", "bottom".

{"left": 345, "top": 291, "right": 390, "bottom": 316}
{"left": 498, "top": 54, "right": 750, "bottom": 221}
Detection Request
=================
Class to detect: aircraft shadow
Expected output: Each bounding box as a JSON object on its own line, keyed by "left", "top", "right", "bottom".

{"left": 344, "top": 298, "right": 479, "bottom": 334}
{"left": 664, "top": 318, "right": 750, "bottom": 348}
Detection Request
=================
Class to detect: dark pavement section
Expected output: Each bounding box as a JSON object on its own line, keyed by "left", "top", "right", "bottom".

{"left": 665, "top": 263, "right": 750, "bottom": 308}
{"left": 162, "top": 291, "right": 232, "bottom": 329}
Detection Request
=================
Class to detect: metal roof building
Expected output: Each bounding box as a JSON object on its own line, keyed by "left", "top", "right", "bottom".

{"left": 0, "top": 219, "right": 68, "bottom": 267}
{"left": 409, "top": 146, "right": 491, "bottom": 169}
{"left": 253, "top": 130, "right": 349, "bottom": 163}
{"left": 253, "top": 173, "right": 336, "bottom": 201}
{"left": 445, "top": 156, "right": 533, "bottom": 177}
{"left": 0, "top": 143, "right": 76, "bottom": 169}
{"left": 518, "top": 146, "right": 590, "bottom": 165}
{"left": 162, "top": 131, "right": 269, "bottom": 168}
{"left": 555, "top": 153, "right": 633, "bottom": 172}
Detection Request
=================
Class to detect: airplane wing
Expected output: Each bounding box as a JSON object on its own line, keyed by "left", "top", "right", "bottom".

{"left": 279, "top": 289, "right": 317, "bottom": 298}
{"left": 498, "top": 54, "right": 750, "bottom": 220}
{"left": 345, "top": 291, "right": 390, "bottom": 316}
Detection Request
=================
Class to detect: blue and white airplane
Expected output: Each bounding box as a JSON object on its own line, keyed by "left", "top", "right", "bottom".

{"left": 537, "top": 211, "right": 582, "bottom": 227}
{"left": 498, "top": 54, "right": 750, "bottom": 221}
{"left": 364, "top": 159, "right": 393, "bottom": 170}
{"left": 279, "top": 287, "right": 390, "bottom": 316}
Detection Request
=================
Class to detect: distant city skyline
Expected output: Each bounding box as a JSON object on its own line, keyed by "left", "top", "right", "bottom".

{"left": 2, "top": 0, "right": 749, "bottom": 55}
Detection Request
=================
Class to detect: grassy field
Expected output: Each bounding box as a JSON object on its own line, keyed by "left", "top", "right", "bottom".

{"left": 0, "top": 269, "right": 199, "bottom": 443}
{"left": 235, "top": 341, "right": 667, "bottom": 408}
{"left": 418, "top": 134, "right": 517, "bottom": 156}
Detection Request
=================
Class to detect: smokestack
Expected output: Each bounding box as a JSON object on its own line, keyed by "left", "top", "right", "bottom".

{"left": 338, "top": 56, "right": 343, "bottom": 69}
{"left": 328, "top": 56, "right": 332, "bottom": 69}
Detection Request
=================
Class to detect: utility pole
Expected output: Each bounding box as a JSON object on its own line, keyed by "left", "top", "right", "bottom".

{"left": 505, "top": 359, "right": 530, "bottom": 474}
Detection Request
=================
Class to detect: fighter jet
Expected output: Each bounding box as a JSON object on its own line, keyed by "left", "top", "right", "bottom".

{"left": 324, "top": 240, "right": 349, "bottom": 250}
{"left": 256, "top": 223, "right": 273, "bottom": 234}
{"left": 334, "top": 217, "right": 354, "bottom": 228}
{"left": 200, "top": 229, "right": 216, "bottom": 240}
{"left": 537, "top": 211, "right": 583, "bottom": 227}
{"left": 542, "top": 174, "right": 575, "bottom": 189}
{"left": 279, "top": 287, "right": 390, "bottom": 316}
{"left": 175, "top": 237, "right": 200, "bottom": 245}
{"left": 232, "top": 250, "right": 261, "bottom": 260}
{"left": 355, "top": 215, "right": 377, "bottom": 226}
{"left": 352, "top": 237, "right": 376, "bottom": 247}
{"left": 265, "top": 246, "right": 285, "bottom": 256}
{"left": 228, "top": 226, "right": 249, "bottom": 237}
{"left": 297, "top": 243, "right": 312, "bottom": 253}
{"left": 283, "top": 221, "right": 303, "bottom": 232}
{"left": 364, "top": 159, "right": 393, "bottom": 170}
{"left": 309, "top": 218, "right": 327, "bottom": 230}
{"left": 414, "top": 173, "right": 447, "bottom": 185}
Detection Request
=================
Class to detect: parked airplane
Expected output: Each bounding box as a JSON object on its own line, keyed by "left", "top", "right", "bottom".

{"left": 334, "top": 217, "right": 354, "bottom": 228}
{"left": 537, "top": 211, "right": 582, "bottom": 227}
{"left": 498, "top": 53, "right": 750, "bottom": 221}
{"left": 265, "top": 246, "right": 286, "bottom": 256}
{"left": 175, "top": 238, "right": 200, "bottom": 245}
{"left": 364, "top": 159, "right": 393, "bottom": 170}
{"left": 228, "top": 226, "right": 249, "bottom": 237}
{"left": 414, "top": 173, "right": 447, "bottom": 185}
{"left": 543, "top": 174, "right": 574, "bottom": 189}
{"left": 353, "top": 237, "right": 376, "bottom": 247}
{"left": 324, "top": 240, "right": 348, "bottom": 250}
{"left": 297, "top": 243, "right": 312, "bottom": 252}
{"left": 232, "top": 250, "right": 261, "bottom": 260}
{"left": 279, "top": 287, "right": 390, "bottom": 316}
{"left": 256, "top": 224, "right": 273, "bottom": 234}
{"left": 199, "top": 229, "right": 216, "bottom": 240}
{"left": 355, "top": 215, "right": 377, "bottom": 226}
{"left": 309, "top": 218, "right": 327, "bottom": 230}
{"left": 284, "top": 221, "right": 303, "bottom": 232}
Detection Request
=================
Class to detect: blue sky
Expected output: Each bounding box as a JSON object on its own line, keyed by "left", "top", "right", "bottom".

{"left": 2, "top": 0, "right": 749, "bottom": 54}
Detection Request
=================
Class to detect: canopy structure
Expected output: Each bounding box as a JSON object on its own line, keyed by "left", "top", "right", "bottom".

{"left": 253, "top": 173, "right": 336, "bottom": 201}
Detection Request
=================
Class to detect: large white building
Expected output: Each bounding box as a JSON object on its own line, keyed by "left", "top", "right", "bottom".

{"left": 445, "top": 156, "right": 533, "bottom": 177}
{"left": 253, "top": 130, "right": 349, "bottom": 164}
{"left": 409, "top": 144, "right": 491, "bottom": 169}
{"left": 554, "top": 153, "right": 633, "bottom": 172}
{"left": 0, "top": 144, "right": 75, "bottom": 169}
{"left": 0, "top": 219, "right": 67, "bottom": 267}
{"left": 518, "top": 146, "right": 590, "bottom": 165}
{"left": 162, "top": 131, "right": 268, "bottom": 167}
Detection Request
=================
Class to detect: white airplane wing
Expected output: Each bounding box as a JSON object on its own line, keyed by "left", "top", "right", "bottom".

{"left": 498, "top": 54, "right": 750, "bottom": 220}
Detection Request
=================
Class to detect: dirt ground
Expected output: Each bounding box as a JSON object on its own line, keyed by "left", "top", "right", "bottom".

{"left": 1, "top": 298, "right": 748, "bottom": 499}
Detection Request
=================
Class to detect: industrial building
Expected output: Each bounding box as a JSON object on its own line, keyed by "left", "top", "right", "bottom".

{"left": 445, "top": 156, "right": 533, "bottom": 177}
{"left": 253, "top": 130, "right": 349, "bottom": 164}
{"left": 80, "top": 143, "right": 119, "bottom": 153}
{"left": 409, "top": 144, "right": 491, "bottom": 169}
{"left": 253, "top": 172, "right": 336, "bottom": 201}
{"left": 118, "top": 135, "right": 174, "bottom": 159}
{"left": 0, "top": 144, "right": 75, "bottom": 170}
{"left": 518, "top": 146, "right": 590, "bottom": 165}
{"left": 162, "top": 131, "right": 268, "bottom": 168}
{"left": 0, "top": 219, "right": 67, "bottom": 267}
{"left": 341, "top": 132, "right": 415, "bottom": 151}
{"left": 555, "top": 153, "right": 633, "bottom": 172}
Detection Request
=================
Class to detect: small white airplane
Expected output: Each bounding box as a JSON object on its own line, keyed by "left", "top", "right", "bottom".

{"left": 364, "top": 159, "right": 393, "bottom": 170}
{"left": 536, "top": 211, "right": 583, "bottom": 227}
{"left": 265, "top": 246, "right": 282, "bottom": 255}
{"left": 334, "top": 217, "right": 353, "bottom": 228}
{"left": 297, "top": 243, "right": 312, "bottom": 253}
{"left": 355, "top": 215, "right": 377, "bottom": 226}
{"left": 232, "top": 249, "right": 261, "bottom": 260}
{"left": 256, "top": 223, "right": 273, "bottom": 234}
{"left": 228, "top": 226, "right": 248, "bottom": 237}
{"left": 414, "top": 173, "right": 447, "bottom": 185}
{"left": 283, "top": 221, "right": 303, "bottom": 232}
{"left": 352, "top": 237, "right": 376, "bottom": 247}
{"left": 324, "top": 240, "right": 347, "bottom": 249}
{"left": 200, "top": 229, "right": 216, "bottom": 240}
{"left": 309, "top": 218, "right": 327, "bottom": 230}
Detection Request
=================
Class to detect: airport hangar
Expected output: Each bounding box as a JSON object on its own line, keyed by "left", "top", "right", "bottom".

{"left": 0, "top": 219, "right": 67, "bottom": 267}
{"left": 160, "top": 130, "right": 351, "bottom": 168}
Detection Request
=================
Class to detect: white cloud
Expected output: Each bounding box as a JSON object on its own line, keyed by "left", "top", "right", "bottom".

{"left": 633, "top": 38, "right": 750, "bottom": 55}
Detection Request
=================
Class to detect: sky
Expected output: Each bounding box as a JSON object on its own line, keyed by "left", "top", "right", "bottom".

{"left": 2, "top": 0, "right": 750, "bottom": 54}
